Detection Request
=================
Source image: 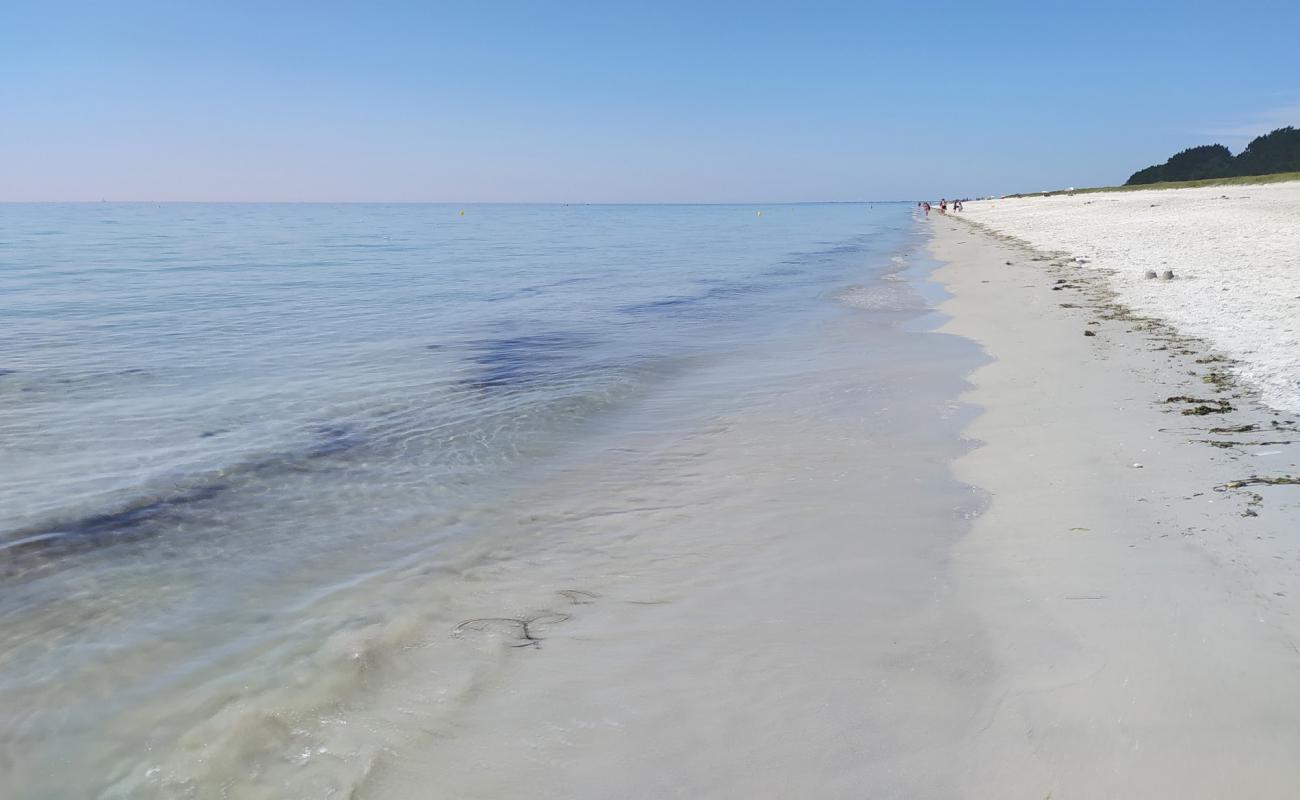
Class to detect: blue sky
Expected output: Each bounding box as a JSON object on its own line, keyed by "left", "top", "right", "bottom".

{"left": 3, "top": 0, "right": 1298, "bottom": 201}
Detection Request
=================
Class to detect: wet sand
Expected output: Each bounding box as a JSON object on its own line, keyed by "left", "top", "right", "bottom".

{"left": 357, "top": 265, "right": 996, "bottom": 798}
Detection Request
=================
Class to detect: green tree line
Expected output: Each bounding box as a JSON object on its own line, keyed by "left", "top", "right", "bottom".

{"left": 1126, "top": 126, "right": 1300, "bottom": 185}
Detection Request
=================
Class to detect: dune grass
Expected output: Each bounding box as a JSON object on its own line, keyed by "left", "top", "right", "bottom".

{"left": 1008, "top": 171, "right": 1300, "bottom": 198}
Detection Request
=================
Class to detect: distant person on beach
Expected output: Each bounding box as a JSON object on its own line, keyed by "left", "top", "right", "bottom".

{"left": 939, "top": 199, "right": 947, "bottom": 213}
{"left": 922, "top": 201, "right": 931, "bottom": 215}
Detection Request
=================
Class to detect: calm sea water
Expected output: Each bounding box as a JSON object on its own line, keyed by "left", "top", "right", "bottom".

{"left": 0, "top": 202, "right": 925, "bottom": 796}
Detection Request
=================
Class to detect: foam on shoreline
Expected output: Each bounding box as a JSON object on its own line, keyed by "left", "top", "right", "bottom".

{"left": 961, "top": 182, "right": 1300, "bottom": 412}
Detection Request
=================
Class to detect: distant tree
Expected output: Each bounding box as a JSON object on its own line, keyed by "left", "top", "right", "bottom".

{"left": 1126, "top": 145, "right": 1231, "bottom": 185}
{"left": 1126, "top": 164, "right": 1165, "bottom": 185}
{"left": 1165, "top": 144, "right": 1234, "bottom": 181}
{"left": 1234, "top": 126, "right": 1300, "bottom": 176}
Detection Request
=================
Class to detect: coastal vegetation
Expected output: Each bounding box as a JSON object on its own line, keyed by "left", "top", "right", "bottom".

{"left": 1125, "top": 126, "right": 1300, "bottom": 185}
{"left": 1004, "top": 126, "right": 1300, "bottom": 197}
{"left": 1009, "top": 170, "right": 1300, "bottom": 198}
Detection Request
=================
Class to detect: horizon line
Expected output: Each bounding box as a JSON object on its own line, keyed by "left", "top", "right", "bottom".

{"left": 0, "top": 199, "right": 920, "bottom": 206}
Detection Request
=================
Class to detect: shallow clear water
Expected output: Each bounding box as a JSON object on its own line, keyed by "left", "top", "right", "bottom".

{"left": 0, "top": 202, "right": 945, "bottom": 796}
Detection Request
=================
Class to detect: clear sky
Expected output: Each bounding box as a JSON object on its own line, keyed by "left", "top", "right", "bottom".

{"left": 3, "top": 0, "right": 1299, "bottom": 202}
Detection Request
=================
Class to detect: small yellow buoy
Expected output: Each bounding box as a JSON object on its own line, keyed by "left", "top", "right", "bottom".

{"left": 459, "top": 209, "right": 465, "bottom": 216}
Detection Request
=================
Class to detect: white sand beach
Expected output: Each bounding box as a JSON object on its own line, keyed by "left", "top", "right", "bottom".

{"left": 960, "top": 182, "right": 1300, "bottom": 412}
{"left": 929, "top": 208, "right": 1300, "bottom": 796}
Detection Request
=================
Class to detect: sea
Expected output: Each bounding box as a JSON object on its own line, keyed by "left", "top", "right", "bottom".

{"left": 0, "top": 202, "right": 979, "bottom": 798}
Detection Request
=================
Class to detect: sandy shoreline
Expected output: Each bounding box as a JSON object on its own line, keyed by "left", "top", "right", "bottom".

{"left": 73, "top": 203, "right": 1297, "bottom": 798}
{"left": 931, "top": 212, "right": 1300, "bottom": 796}
{"left": 352, "top": 214, "right": 1300, "bottom": 799}
{"left": 958, "top": 182, "right": 1300, "bottom": 413}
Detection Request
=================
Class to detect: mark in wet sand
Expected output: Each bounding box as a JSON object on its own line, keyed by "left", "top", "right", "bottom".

{"left": 453, "top": 612, "right": 571, "bottom": 649}
{"left": 557, "top": 589, "right": 599, "bottom": 605}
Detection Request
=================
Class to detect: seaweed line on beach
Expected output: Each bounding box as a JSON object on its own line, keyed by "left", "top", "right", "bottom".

{"left": 949, "top": 215, "right": 1300, "bottom": 520}
{"left": 1162, "top": 396, "right": 1235, "bottom": 415}
{"left": 1212, "top": 475, "right": 1300, "bottom": 517}
{"left": 951, "top": 220, "right": 1275, "bottom": 445}
{"left": 954, "top": 217, "right": 1222, "bottom": 361}
{"left": 1157, "top": 421, "right": 1300, "bottom": 435}
{"left": 1195, "top": 439, "right": 1294, "bottom": 449}
{"left": 1215, "top": 476, "right": 1300, "bottom": 490}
